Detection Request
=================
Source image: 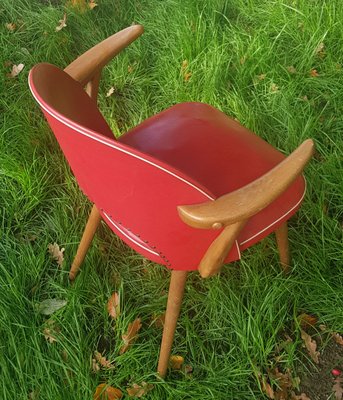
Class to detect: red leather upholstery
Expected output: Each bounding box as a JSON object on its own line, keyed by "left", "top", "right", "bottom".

{"left": 29, "top": 63, "right": 305, "bottom": 271}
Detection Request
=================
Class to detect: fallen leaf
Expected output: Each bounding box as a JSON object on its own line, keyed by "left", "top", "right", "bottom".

{"left": 94, "top": 351, "right": 114, "bottom": 369}
{"left": 184, "top": 72, "right": 192, "bottom": 82}
{"left": 5, "top": 22, "right": 16, "bottom": 31}
{"left": 119, "top": 318, "right": 142, "bottom": 354}
{"left": 257, "top": 73, "right": 266, "bottom": 80}
{"left": 301, "top": 330, "right": 320, "bottom": 363}
{"left": 291, "top": 392, "right": 311, "bottom": 400}
{"left": 107, "top": 292, "right": 120, "bottom": 319}
{"left": 55, "top": 13, "right": 67, "bottom": 32}
{"left": 94, "top": 384, "right": 123, "bottom": 400}
{"left": 106, "top": 87, "right": 115, "bottom": 97}
{"left": 127, "top": 382, "right": 153, "bottom": 398}
{"left": 271, "top": 83, "right": 279, "bottom": 92}
{"left": 29, "top": 389, "right": 40, "bottom": 399}
{"left": 315, "top": 42, "right": 325, "bottom": 58}
{"left": 92, "top": 358, "right": 100, "bottom": 373}
{"left": 309, "top": 69, "right": 319, "bottom": 77}
{"left": 48, "top": 243, "right": 65, "bottom": 267}
{"left": 258, "top": 371, "right": 275, "bottom": 399}
{"left": 89, "top": 0, "right": 98, "bottom": 9}
{"left": 43, "top": 328, "right": 57, "bottom": 343}
{"left": 287, "top": 65, "right": 297, "bottom": 74}
{"left": 38, "top": 298, "right": 67, "bottom": 315}
{"left": 332, "top": 332, "right": 343, "bottom": 346}
{"left": 169, "top": 355, "right": 184, "bottom": 370}
{"left": 7, "top": 63, "right": 24, "bottom": 78}
{"left": 128, "top": 65, "right": 134, "bottom": 73}
{"left": 181, "top": 60, "right": 188, "bottom": 70}
{"left": 297, "top": 313, "right": 318, "bottom": 328}
{"left": 152, "top": 313, "right": 165, "bottom": 328}
{"left": 333, "top": 377, "right": 343, "bottom": 400}
{"left": 184, "top": 364, "right": 193, "bottom": 374}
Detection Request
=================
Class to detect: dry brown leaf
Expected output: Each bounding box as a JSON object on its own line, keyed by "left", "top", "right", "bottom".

{"left": 315, "top": 42, "right": 325, "bottom": 58}
{"left": 89, "top": 0, "right": 98, "bottom": 9}
{"left": 106, "top": 87, "right": 115, "bottom": 97}
{"left": 127, "top": 382, "right": 153, "bottom": 398}
{"left": 152, "top": 313, "right": 165, "bottom": 329}
{"left": 169, "top": 355, "right": 184, "bottom": 370}
{"left": 301, "top": 330, "right": 320, "bottom": 364}
{"left": 7, "top": 63, "right": 24, "bottom": 78}
{"left": 291, "top": 392, "right": 311, "bottom": 400}
{"left": 332, "top": 332, "right": 343, "bottom": 346}
{"left": 287, "top": 65, "right": 297, "bottom": 74}
{"left": 5, "top": 22, "right": 16, "bottom": 31}
{"left": 94, "top": 384, "right": 123, "bottom": 400}
{"left": 297, "top": 313, "right": 318, "bottom": 328}
{"left": 184, "top": 72, "right": 192, "bottom": 82}
{"left": 107, "top": 292, "right": 120, "bottom": 319}
{"left": 48, "top": 243, "right": 65, "bottom": 267}
{"left": 43, "top": 328, "right": 57, "bottom": 343}
{"left": 94, "top": 351, "right": 114, "bottom": 369}
{"left": 333, "top": 377, "right": 343, "bottom": 400}
{"left": 257, "top": 73, "right": 266, "bottom": 80}
{"left": 181, "top": 60, "right": 188, "bottom": 70}
{"left": 309, "top": 69, "right": 319, "bottom": 77}
{"left": 119, "top": 318, "right": 142, "bottom": 354}
{"left": 128, "top": 65, "right": 134, "bottom": 73}
{"left": 67, "top": 0, "right": 87, "bottom": 12}
{"left": 55, "top": 13, "right": 67, "bottom": 32}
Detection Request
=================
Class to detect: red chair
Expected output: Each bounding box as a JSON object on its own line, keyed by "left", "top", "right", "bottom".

{"left": 28, "top": 25, "right": 314, "bottom": 378}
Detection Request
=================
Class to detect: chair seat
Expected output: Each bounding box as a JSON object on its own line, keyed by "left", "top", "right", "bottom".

{"left": 119, "top": 102, "right": 305, "bottom": 252}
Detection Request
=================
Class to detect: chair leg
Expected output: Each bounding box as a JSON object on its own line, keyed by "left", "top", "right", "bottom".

{"left": 69, "top": 204, "right": 102, "bottom": 281}
{"left": 275, "top": 222, "right": 290, "bottom": 273}
{"left": 157, "top": 270, "right": 188, "bottom": 378}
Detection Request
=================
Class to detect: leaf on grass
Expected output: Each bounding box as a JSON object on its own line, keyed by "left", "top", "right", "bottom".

{"left": 94, "top": 351, "right": 114, "bottom": 369}
{"left": 301, "top": 330, "right": 319, "bottom": 364}
{"left": 169, "top": 355, "right": 184, "bottom": 370}
{"left": 257, "top": 73, "right": 266, "bottom": 80}
{"left": 184, "top": 72, "right": 192, "bottom": 82}
{"left": 107, "top": 292, "right": 120, "bottom": 319}
{"left": 89, "top": 0, "right": 98, "bottom": 9}
{"left": 260, "top": 376, "right": 275, "bottom": 399}
{"left": 270, "top": 83, "right": 279, "bottom": 92}
{"left": 5, "top": 22, "right": 16, "bottom": 31}
{"left": 48, "top": 243, "right": 65, "bottom": 267}
{"left": 43, "top": 319, "right": 61, "bottom": 343}
{"left": 309, "top": 69, "right": 319, "bottom": 77}
{"left": 94, "top": 384, "right": 123, "bottom": 400}
{"left": 128, "top": 65, "right": 134, "bottom": 73}
{"left": 29, "top": 389, "right": 40, "bottom": 400}
{"left": 127, "top": 382, "right": 153, "bottom": 398}
{"left": 55, "top": 13, "right": 67, "bottom": 32}
{"left": 152, "top": 313, "right": 165, "bottom": 329}
{"left": 315, "top": 42, "right": 325, "bottom": 58}
{"left": 333, "top": 377, "right": 343, "bottom": 400}
{"left": 332, "top": 332, "right": 343, "bottom": 346}
{"left": 181, "top": 60, "right": 192, "bottom": 82}
{"left": 297, "top": 313, "right": 318, "bottom": 328}
{"left": 92, "top": 358, "right": 100, "bottom": 373}
{"left": 287, "top": 65, "right": 297, "bottom": 74}
{"left": 38, "top": 298, "right": 67, "bottom": 315}
{"left": 106, "top": 87, "right": 115, "bottom": 97}
{"left": 119, "top": 318, "right": 142, "bottom": 354}
{"left": 291, "top": 392, "right": 311, "bottom": 400}
{"left": 7, "top": 63, "right": 24, "bottom": 78}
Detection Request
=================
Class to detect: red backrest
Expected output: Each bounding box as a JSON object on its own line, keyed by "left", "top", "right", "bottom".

{"left": 28, "top": 63, "right": 235, "bottom": 269}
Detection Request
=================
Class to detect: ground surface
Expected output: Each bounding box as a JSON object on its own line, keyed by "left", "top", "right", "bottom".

{"left": 0, "top": 0, "right": 342, "bottom": 399}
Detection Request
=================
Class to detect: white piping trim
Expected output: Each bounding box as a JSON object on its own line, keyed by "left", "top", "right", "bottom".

{"left": 102, "top": 211, "right": 160, "bottom": 257}
{"left": 235, "top": 240, "right": 241, "bottom": 259}
{"left": 28, "top": 77, "right": 214, "bottom": 202}
{"left": 239, "top": 179, "right": 307, "bottom": 246}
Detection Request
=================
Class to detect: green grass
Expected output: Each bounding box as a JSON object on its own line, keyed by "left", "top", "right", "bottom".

{"left": 0, "top": 0, "right": 342, "bottom": 398}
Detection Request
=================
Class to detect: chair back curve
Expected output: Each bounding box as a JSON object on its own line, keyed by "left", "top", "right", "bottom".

{"left": 28, "top": 63, "right": 241, "bottom": 270}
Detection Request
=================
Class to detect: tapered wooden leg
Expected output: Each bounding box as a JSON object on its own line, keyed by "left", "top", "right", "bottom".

{"left": 157, "top": 270, "right": 188, "bottom": 378}
{"left": 69, "top": 204, "right": 102, "bottom": 281}
{"left": 275, "top": 222, "right": 290, "bottom": 273}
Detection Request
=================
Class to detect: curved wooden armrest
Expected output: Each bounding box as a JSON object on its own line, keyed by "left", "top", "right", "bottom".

{"left": 64, "top": 25, "right": 144, "bottom": 85}
{"left": 178, "top": 139, "right": 315, "bottom": 230}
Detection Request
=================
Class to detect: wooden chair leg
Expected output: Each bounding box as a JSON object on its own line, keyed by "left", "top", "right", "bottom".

{"left": 69, "top": 204, "right": 102, "bottom": 281}
{"left": 275, "top": 221, "right": 290, "bottom": 273}
{"left": 157, "top": 270, "right": 188, "bottom": 378}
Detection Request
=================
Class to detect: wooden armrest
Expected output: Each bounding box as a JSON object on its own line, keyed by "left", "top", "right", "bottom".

{"left": 178, "top": 139, "right": 315, "bottom": 229}
{"left": 64, "top": 25, "right": 144, "bottom": 85}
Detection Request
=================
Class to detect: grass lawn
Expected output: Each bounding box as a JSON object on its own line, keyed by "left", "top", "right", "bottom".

{"left": 0, "top": 0, "right": 342, "bottom": 399}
